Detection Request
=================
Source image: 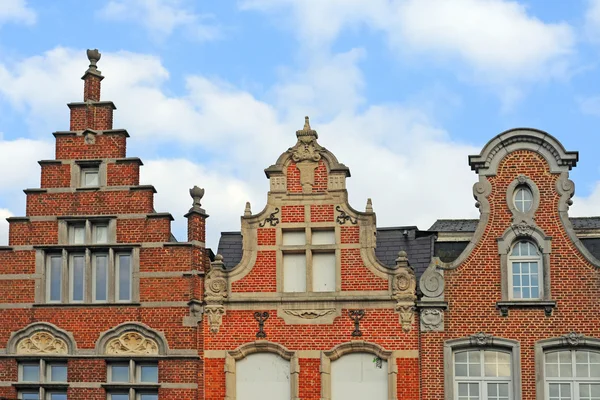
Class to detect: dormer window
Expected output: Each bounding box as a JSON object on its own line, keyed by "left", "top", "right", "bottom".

{"left": 282, "top": 228, "right": 337, "bottom": 293}
{"left": 513, "top": 186, "right": 533, "bottom": 213}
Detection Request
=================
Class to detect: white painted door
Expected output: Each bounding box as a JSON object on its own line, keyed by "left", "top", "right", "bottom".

{"left": 331, "top": 353, "right": 388, "bottom": 399}
{"left": 237, "top": 353, "right": 291, "bottom": 400}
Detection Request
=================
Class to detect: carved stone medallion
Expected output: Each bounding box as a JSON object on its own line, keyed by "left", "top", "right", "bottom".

{"left": 105, "top": 331, "right": 159, "bottom": 355}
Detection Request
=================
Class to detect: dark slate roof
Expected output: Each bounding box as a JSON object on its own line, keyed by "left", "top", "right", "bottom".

{"left": 217, "top": 232, "right": 243, "bottom": 270}
{"left": 429, "top": 217, "right": 600, "bottom": 232}
{"left": 216, "top": 227, "right": 435, "bottom": 278}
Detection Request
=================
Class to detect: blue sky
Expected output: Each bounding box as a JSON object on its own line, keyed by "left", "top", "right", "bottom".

{"left": 1, "top": 0, "right": 600, "bottom": 249}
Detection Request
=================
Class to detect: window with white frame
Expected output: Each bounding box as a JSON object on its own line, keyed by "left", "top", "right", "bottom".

{"left": 45, "top": 219, "right": 133, "bottom": 304}
{"left": 454, "top": 349, "right": 512, "bottom": 400}
{"left": 544, "top": 350, "right": 600, "bottom": 400}
{"left": 17, "top": 360, "right": 67, "bottom": 400}
{"left": 80, "top": 166, "right": 100, "bottom": 187}
{"left": 513, "top": 186, "right": 533, "bottom": 213}
{"left": 106, "top": 361, "right": 158, "bottom": 400}
{"left": 508, "top": 241, "right": 542, "bottom": 300}
{"left": 282, "top": 228, "right": 336, "bottom": 293}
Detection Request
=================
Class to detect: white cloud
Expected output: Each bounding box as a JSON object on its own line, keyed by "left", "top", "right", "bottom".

{"left": 98, "top": 0, "right": 220, "bottom": 41}
{"left": 578, "top": 95, "right": 600, "bottom": 117}
{"left": 0, "top": 0, "right": 36, "bottom": 27}
{"left": 241, "top": 0, "right": 575, "bottom": 105}
{"left": 585, "top": 0, "right": 600, "bottom": 42}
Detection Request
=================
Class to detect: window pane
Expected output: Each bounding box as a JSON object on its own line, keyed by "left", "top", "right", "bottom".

{"left": 139, "top": 365, "right": 158, "bottom": 383}
{"left": 139, "top": 393, "right": 159, "bottom": 400}
{"left": 21, "top": 364, "right": 40, "bottom": 381}
{"left": 49, "top": 393, "right": 67, "bottom": 400}
{"left": 312, "top": 230, "right": 335, "bottom": 245}
{"left": 117, "top": 254, "right": 131, "bottom": 301}
{"left": 94, "top": 254, "right": 108, "bottom": 301}
{"left": 20, "top": 393, "right": 40, "bottom": 400}
{"left": 282, "top": 231, "right": 305, "bottom": 246}
{"left": 110, "top": 364, "right": 129, "bottom": 382}
{"left": 484, "top": 351, "right": 510, "bottom": 377}
{"left": 312, "top": 253, "right": 335, "bottom": 292}
{"left": 283, "top": 253, "right": 306, "bottom": 292}
{"left": 94, "top": 224, "right": 108, "bottom": 244}
{"left": 83, "top": 170, "right": 99, "bottom": 186}
{"left": 549, "top": 383, "right": 571, "bottom": 400}
{"left": 488, "top": 383, "right": 509, "bottom": 400}
{"left": 109, "top": 393, "right": 129, "bottom": 400}
{"left": 48, "top": 256, "right": 62, "bottom": 302}
{"left": 48, "top": 364, "right": 67, "bottom": 382}
{"left": 70, "top": 224, "right": 85, "bottom": 244}
{"left": 457, "top": 382, "right": 479, "bottom": 400}
{"left": 71, "top": 254, "right": 85, "bottom": 302}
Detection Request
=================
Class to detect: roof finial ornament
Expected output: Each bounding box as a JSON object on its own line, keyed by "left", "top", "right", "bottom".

{"left": 189, "top": 186, "right": 205, "bottom": 213}
{"left": 366, "top": 198, "right": 373, "bottom": 213}
{"left": 295, "top": 115, "right": 318, "bottom": 141}
{"left": 86, "top": 49, "right": 101, "bottom": 73}
{"left": 244, "top": 201, "right": 252, "bottom": 217}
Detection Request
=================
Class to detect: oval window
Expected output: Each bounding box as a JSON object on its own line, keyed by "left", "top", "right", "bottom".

{"left": 514, "top": 186, "right": 533, "bottom": 213}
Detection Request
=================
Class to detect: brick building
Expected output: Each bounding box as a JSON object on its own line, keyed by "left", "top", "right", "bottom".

{"left": 0, "top": 50, "right": 599, "bottom": 400}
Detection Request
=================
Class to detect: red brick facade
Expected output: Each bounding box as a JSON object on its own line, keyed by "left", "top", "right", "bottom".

{"left": 1, "top": 50, "right": 599, "bottom": 400}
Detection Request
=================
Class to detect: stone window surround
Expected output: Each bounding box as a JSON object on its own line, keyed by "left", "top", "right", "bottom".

{"left": 506, "top": 175, "right": 540, "bottom": 219}
{"left": 277, "top": 223, "right": 342, "bottom": 294}
{"left": 224, "top": 341, "right": 300, "bottom": 400}
{"left": 534, "top": 334, "right": 600, "bottom": 400}
{"left": 320, "top": 341, "right": 397, "bottom": 400}
{"left": 444, "top": 335, "right": 522, "bottom": 400}
{"left": 16, "top": 358, "right": 69, "bottom": 400}
{"left": 103, "top": 359, "right": 160, "bottom": 399}
{"left": 72, "top": 160, "right": 106, "bottom": 188}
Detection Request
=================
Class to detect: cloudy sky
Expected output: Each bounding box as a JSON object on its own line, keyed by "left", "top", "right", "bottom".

{"left": 1, "top": 0, "right": 600, "bottom": 250}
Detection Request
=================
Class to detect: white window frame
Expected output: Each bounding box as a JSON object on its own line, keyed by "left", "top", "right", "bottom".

{"left": 508, "top": 241, "right": 543, "bottom": 301}
{"left": 445, "top": 335, "right": 522, "bottom": 400}
{"left": 513, "top": 186, "right": 533, "bottom": 213}
{"left": 453, "top": 349, "right": 513, "bottom": 399}
{"left": 536, "top": 335, "right": 600, "bottom": 400}
{"left": 280, "top": 227, "right": 338, "bottom": 293}
{"left": 80, "top": 166, "right": 100, "bottom": 188}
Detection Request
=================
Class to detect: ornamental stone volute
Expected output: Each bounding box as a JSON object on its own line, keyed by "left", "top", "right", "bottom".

{"left": 204, "top": 254, "right": 228, "bottom": 333}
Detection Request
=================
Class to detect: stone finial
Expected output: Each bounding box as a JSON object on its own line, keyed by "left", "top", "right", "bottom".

{"left": 395, "top": 250, "right": 409, "bottom": 268}
{"left": 244, "top": 202, "right": 252, "bottom": 217}
{"left": 86, "top": 49, "right": 102, "bottom": 74}
{"left": 296, "top": 116, "right": 318, "bottom": 141}
{"left": 366, "top": 198, "right": 373, "bottom": 213}
{"left": 189, "top": 186, "right": 205, "bottom": 213}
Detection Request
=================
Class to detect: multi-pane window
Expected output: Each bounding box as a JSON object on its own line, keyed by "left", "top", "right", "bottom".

{"left": 454, "top": 350, "right": 512, "bottom": 400}
{"left": 106, "top": 361, "right": 158, "bottom": 400}
{"left": 545, "top": 350, "right": 600, "bottom": 400}
{"left": 17, "top": 360, "right": 67, "bottom": 400}
{"left": 282, "top": 229, "right": 336, "bottom": 293}
{"left": 508, "top": 241, "right": 542, "bottom": 300}
{"left": 46, "top": 220, "right": 132, "bottom": 304}
{"left": 513, "top": 186, "right": 533, "bottom": 213}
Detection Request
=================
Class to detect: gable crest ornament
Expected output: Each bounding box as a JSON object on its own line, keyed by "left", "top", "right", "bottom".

{"left": 16, "top": 332, "right": 68, "bottom": 355}
{"left": 292, "top": 116, "right": 322, "bottom": 163}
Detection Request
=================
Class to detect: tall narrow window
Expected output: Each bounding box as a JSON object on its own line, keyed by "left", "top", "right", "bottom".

{"left": 47, "top": 255, "right": 62, "bottom": 302}
{"left": 69, "top": 254, "right": 85, "bottom": 302}
{"left": 545, "top": 350, "right": 600, "bottom": 400}
{"left": 283, "top": 253, "right": 307, "bottom": 292}
{"left": 454, "top": 350, "right": 512, "bottom": 399}
{"left": 116, "top": 254, "right": 132, "bottom": 302}
{"left": 509, "top": 241, "right": 542, "bottom": 300}
{"left": 93, "top": 254, "right": 109, "bottom": 302}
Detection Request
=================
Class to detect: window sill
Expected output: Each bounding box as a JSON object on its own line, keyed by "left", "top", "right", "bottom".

{"left": 34, "top": 302, "right": 141, "bottom": 308}
{"left": 496, "top": 300, "right": 556, "bottom": 317}
{"left": 13, "top": 382, "right": 69, "bottom": 389}
{"left": 102, "top": 383, "right": 160, "bottom": 390}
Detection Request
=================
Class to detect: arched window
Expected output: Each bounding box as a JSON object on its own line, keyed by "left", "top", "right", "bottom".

{"left": 544, "top": 349, "right": 600, "bottom": 399}
{"left": 508, "top": 241, "right": 542, "bottom": 300}
{"left": 454, "top": 349, "right": 512, "bottom": 399}
{"left": 237, "top": 353, "right": 291, "bottom": 399}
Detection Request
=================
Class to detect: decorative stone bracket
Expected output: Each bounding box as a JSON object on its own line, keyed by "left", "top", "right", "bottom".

{"left": 418, "top": 259, "right": 447, "bottom": 332}
{"left": 204, "top": 254, "right": 229, "bottom": 333}
{"left": 391, "top": 251, "right": 417, "bottom": 332}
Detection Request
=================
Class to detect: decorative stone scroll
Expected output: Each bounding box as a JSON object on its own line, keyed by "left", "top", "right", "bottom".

{"left": 16, "top": 332, "right": 68, "bottom": 355}
{"left": 105, "top": 331, "right": 159, "bottom": 355}
{"left": 562, "top": 332, "right": 585, "bottom": 346}
{"left": 204, "top": 254, "right": 228, "bottom": 333}
{"left": 391, "top": 251, "right": 417, "bottom": 332}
